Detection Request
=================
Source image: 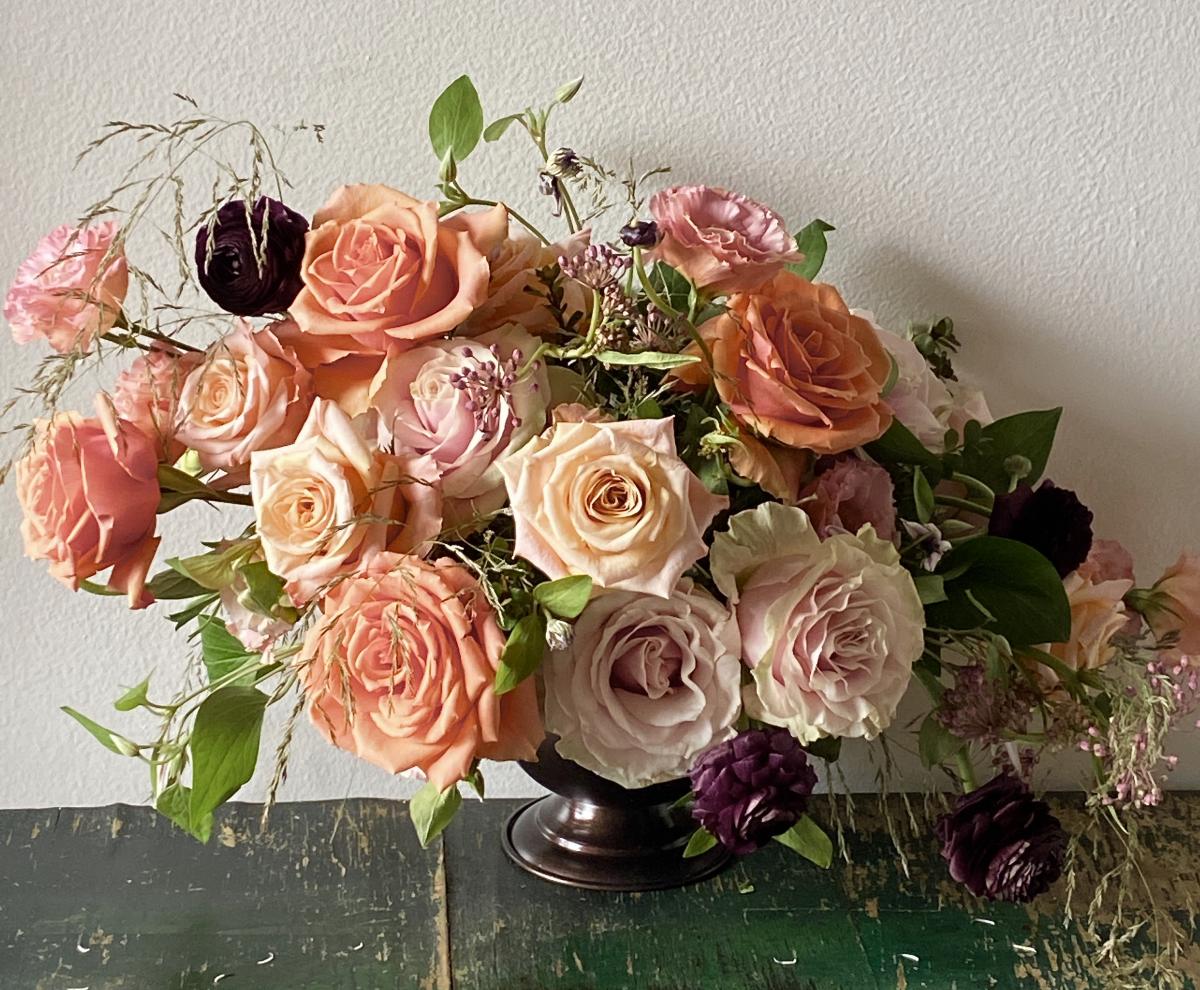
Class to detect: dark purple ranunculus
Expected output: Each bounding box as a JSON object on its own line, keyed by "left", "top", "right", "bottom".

{"left": 935, "top": 773, "right": 1066, "bottom": 903}
{"left": 195, "top": 197, "right": 308, "bottom": 316}
{"left": 988, "top": 479, "right": 1093, "bottom": 577}
{"left": 689, "top": 728, "right": 817, "bottom": 855}
{"left": 619, "top": 220, "right": 659, "bottom": 248}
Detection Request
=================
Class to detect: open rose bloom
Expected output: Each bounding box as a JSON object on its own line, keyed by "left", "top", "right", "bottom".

{"left": 5, "top": 79, "right": 1193, "bottom": 922}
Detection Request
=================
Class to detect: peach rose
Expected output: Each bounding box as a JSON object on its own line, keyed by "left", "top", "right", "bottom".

{"left": 4, "top": 221, "right": 128, "bottom": 354}
{"left": 288, "top": 184, "right": 507, "bottom": 357}
{"left": 250, "top": 399, "right": 442, "bottom": 603}
{"left": 369, "top": 324, "right": 549, "bottom": 522}
{"left": 1150, "top": 552, "right": 1200, "bottom": 655}
{"left": 648, "top": 185, "right": 802, "bottom": 295}
{"left": 16, "top": 398, "right": 160, "bottom": 607}
{"left": 497, "top": 418, "right": 727, "bottom": 597}
{"left": 463, "top": 229, "right": 590, "bottom": 337}
{"left": 544, "top": 578, "right": 742, "bottom": 788}
{"left": 300, "top": 552, "right": 544, "bottom": 789}
{"left": 175, "top": 319, "right": 313, "bottom": 473}
{"left": 728, "top": 428, "right": 811, "bottom": 503}
{"left": 1041, "top": 570, "right": 1133, "bottom": 677}
{"left": 112, "top": 346, "right": 203, "bottom": 462}
{"left": 710, "top": 502, "right": 924, "bottom": 742}
{"left": 684, "top": 273, "right": 893, "bottom": 456}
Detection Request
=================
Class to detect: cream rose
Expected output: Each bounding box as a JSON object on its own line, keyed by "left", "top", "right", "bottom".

{"left": 711, "top": 502, "right": 925, "bottom": 742}
{"left": 250, "top": 399, "right": 442, "bottom": 603}
{"left": 496, "top": 418, "right": 727, "bottom": 597}
{"left": 544, "top": 578, "right": 742, "bottom": 788}
{"left": 175, "top": 318, "right": 313, "bottom": 472}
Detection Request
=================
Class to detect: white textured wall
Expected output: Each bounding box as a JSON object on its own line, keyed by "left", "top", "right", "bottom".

{"left": 2, "top": 0, "right": 1198, "bottom": 808}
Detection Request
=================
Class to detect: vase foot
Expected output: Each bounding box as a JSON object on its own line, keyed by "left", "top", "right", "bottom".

{"left": 501, "top": 794, "right": 733, "bottom": 892}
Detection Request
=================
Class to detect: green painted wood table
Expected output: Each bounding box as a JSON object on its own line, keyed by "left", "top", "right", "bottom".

{"left": 2, "top": 796, "right": 1197, "bottom": 989}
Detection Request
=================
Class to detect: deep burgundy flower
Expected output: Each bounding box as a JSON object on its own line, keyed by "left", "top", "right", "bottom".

{"left": 988, "top": 480, "right": 1093, "bottom": 577}
{"left": 689, "top": 728, "right": 817, "bottom": 855}
{"left": 195, "top": 197, "right": 308, "bottom": 316}
{"left": 935, "top": 773, "right": 1067, "bottom": 903}
{"left": 619, "top": 220, "right": 659, "bottom": 248}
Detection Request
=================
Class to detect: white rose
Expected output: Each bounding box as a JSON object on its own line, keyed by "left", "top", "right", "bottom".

{"left": 544, "top": 578, "right": 742, "bottom": 787}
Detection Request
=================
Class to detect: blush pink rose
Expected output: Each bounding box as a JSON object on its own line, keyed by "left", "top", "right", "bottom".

{"left": 288, "top": 184, "right": 507, "bottom": 359}
{"left": 16, "top": 398, "right": 160, "bottom": 607}
{"left": 648, "top": 185, "right": 802, "bottom": 294}
{"left": 463, "top": 229, "right": 590, "bottom": 337}
{"left": 5, "top": 222, "right": 128, "bottom": 354}
{"left": 1150, "top": 552, "right": 1200, "bottom": 655}
{"left": 175, "top": 319, "right": 313, "bottom": 473}
{"left": 497, "top": 418, "right": 728, "bottom": 598}
{"left": 250, "top": 399, "right": 442, "bottom": 603}
{"left": 300, "top": 552, "right": 544, "bottom": 790}
{"left": 1077, "top": 539, "right": 1136, "bottom": 584}
{"left": 369, "top": 324, "right": 549, "bottom": 523}
{"left": 800, "top": 457, "right": 897, "bottom": 541}
{"left": 112, "top": 346, "right": 203, "bottom": 462}
{"left": 544, "top": 578, "right": 742, "bottom": 788}
{"left": 1041, "top": 570, "right": 1133, "bottom": 679}
{"left": 710, "top": 502, "right": 924, "bottom": 742}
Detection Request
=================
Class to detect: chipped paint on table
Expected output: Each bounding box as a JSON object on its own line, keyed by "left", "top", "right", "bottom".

{"left": 1, "top": 796, "right": 1196, "bottom": 988}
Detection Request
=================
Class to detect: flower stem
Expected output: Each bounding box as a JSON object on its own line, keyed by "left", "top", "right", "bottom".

{"left": 935, "top": 494, "right": 991, "bottom": 517}
{"left": 442, "top": 196, "right": 550, "bottom": 246}
{"left": 950, "top": 472, "right": 996, "bottom": 505}
{"left": 632, "top": 248, "right": 681, "bottom": 320}
{"left": 954, "top": 749, "right": 978, "bottom": 792}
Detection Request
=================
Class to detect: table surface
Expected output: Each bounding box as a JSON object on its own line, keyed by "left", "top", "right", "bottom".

{"left": 2, "top": 795, "right": 1198, "bottom": 989}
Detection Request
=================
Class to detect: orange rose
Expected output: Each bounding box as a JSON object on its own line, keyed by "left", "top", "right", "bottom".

{"left": 300, "top": 552, "right": 544, "bottom": 789}
{"left": 685, "top": 272, "right": 892, "bottom": 455}
{"left": 288, "top": 184, "right": 506, "bottom": 360}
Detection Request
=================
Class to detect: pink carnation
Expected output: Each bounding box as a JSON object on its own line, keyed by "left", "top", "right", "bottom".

{"left": 800, "top": 458, "right": 897, "bottom": 541}
{"left": 112, "top": 346, "right": 203, "bottom": 462}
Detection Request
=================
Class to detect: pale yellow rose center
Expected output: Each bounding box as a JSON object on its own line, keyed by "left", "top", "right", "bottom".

{"left": 265, "top": 475, "right": 338, "bottom": 552}
{"left": 580, "top": 468, "right": 644, "bottom": 523}
{"left": 192, "top": 357, "right": 247, "bottom": 427}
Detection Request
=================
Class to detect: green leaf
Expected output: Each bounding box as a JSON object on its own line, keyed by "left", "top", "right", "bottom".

{"left": 156, "top": 784, "right": 211, "bottom": 843}
{"left": 593, "top": 350, "right": 700, "bottom": 369}
{"left": 913, "top": 573, "right": 948, "bottom": 605}
{"left": 428, "top": 75, "right": 484, "bottom": 163}
{"left": 464, "top": 766, "right": 485, "bottom": 799}
{"left": 113, "top": 677, "right": 151, "bottom": 712}
{"left": 651, "top": 261, "right": 693, "bottom": 312}
{"left": 864, "top": 418, "right": 942, "bottom": 472}
{"left": 197, "top": 615, "right": 256, "bottom": 684}
{"left": 683, "top": 827, "right": 718, "bottom": 859}
{"left": 918, "top": 714, "right": 963, "bottom": 769}
{"left": 168, "top": 594, "right": 219, "bottom": 629}
{"left": 532, "top": 575, "right": 593, "bottom": 619}
{"left": 167, "top": 541, "right": 253, "bottom": 591}
{"left": 236, "top": 560, "right": 286, "bottom": 617}
{"left": 959, "top": 409, "right": 1062, "bottom": 494}
{"left": 788, "top": 219, "right": 835, "bottom": 281}
{"left": 145, "top": 569, "right": 209, "bottom": 601}
{"left": 773, "top": 815, "right": 833, "bottom": 868}
{"left": 188, "top": 686, "right": 268, "bottom": 836}
{"left": 494, "top": 613, "right": 548, "bottom": 695}
{"left": 483, "top": 114, "right": 521, "bottom": 142}
{"left": 926, "top": 536, "right": 1071, "bottom": 645}
{"left": 61, "top": 706, "right": 138, "bottom": 756}
{"left": 410, "top": 782, "right": 463, "bottom": 848}
{"left": 803, "top": 736, "right": 843, "bottom": 762}
{"left": 912, "top": 467, "right": 935, "bottom": 523}
{"left": 633, "top": 397, "right": 664, "bottom": 418}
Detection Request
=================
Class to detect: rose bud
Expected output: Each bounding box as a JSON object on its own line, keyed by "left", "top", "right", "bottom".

{"left": 689, "top": 728, "right": 817, "bottom": 855}
{"left": 935, "top": 773, "right": 1067, "bottom": 903}
{"left": 988, "top": 479, "right": 1094, "bottom": 578}
{"left": 195, "top": 197, "right": 308, "bottom": 316}
{"left": 619, "top": 221, "right": 659, "bottom": 248}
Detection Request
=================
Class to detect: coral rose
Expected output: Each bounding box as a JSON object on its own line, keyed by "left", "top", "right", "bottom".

{"left": 288, "top": 184, "right": 507, "bottom": 358}
{"left": 250, "top": 399, "right": 442, "bottom": 603}
{"left": 1149, "top": 552, "right": 1200, "bottom": 655}
{"left": 112, "top": 346, "right": 203, "bottom": 462}
{"left": 710, "top": 502, "right": 924, "bottom": 742}
{"left": 5, "top": 221, "right": 128, "bottom": 354}
{"left": 175, "top": 319, "right": 313, "bottom": 473}
{"left": 300, "top": 552, "right": 544, "bottom": 789}
{"left": 648, "top": 185, "right": 802, "bottom": 294}
{"left": 497, "top": 418, "right": 727, "bottom": 597}
{"left": 16, "top": 398, "right": 160, "bottom": 607}
{"left": 543, "top": 578, "right": 742, "bottom": 788}
{"left": 684, "top": 272, "right": 893, "bottom": 455}
{"left": 369, "top": 324, "right": 549, "bottom": 524}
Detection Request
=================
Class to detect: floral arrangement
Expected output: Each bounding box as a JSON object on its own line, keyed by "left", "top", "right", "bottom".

{"left": 5, "top": 76, "right": 1198, "bottom": 978}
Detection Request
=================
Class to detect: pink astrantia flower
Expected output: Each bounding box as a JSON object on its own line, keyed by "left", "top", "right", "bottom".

{"left": 15, "top": 397, "right": 160, "bottom": 608}
{"left": 648, "top": 185, "right": 802, "bottom": 294}
{"left": 800, "top": 457, "right": 897, "bottom": 541}
{"left": 5, "top": 222, "right": 128, "bottom": 354}
{"left": 497, "top": 418, "right": 727, "bottom": 598}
